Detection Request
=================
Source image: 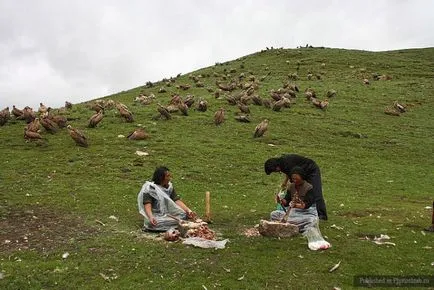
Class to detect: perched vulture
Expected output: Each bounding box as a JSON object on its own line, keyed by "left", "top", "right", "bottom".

{"left": 184, "top": 95, "right": 195, "bottom": 108}
{"left": 312, "top": 98, "right": 329, "bottom": 110}
{"left": 196, "top": 99, "right": 208, "bottom": 112}
{"left": 65, "top": 101, "right": 73, "bottom": 109}
{"left": 272, "top": 99, "right": 286, "bottom": 111}
{"left": 0, "top": 107, "right": 10, "bottom": 126}
{"left": 12, "top": 105, "right": 23, "bottom": 118}
{"left": 253, "top": 119, "right": 269, "bottom": 138}
{"left": 127, "top": 128, "right": 150, "bottom": 140}
{"left": 235, "top": 115, "right": 251, "bottom": 123}
{"left": 88, "top": 110, "right": 104, "bottom": 128}
{"left": 50, "top": 115, "right": 68, "bottom": 128}
{"left": 22, "top": 107, "right": 36, "bottom": 123}
{"left": 170, "top": 95, "right": 182, "bottom": 105}
{"left": 225, "top": 96, "right": 237, "bottom": 106}
{"left": 38, "top": 103, "right": 48, "bottom": 115}
{"left": 118, "top": 107, "right": 134, "bottom": 123}
{"left": 40, "top": 116, "right": 58, "bottom": 133}
{"left": 262, "top": 99, "right": 272, "bottom": 108}
{"left": 67, "top": 125, "right": 88, "bottom": 147}
{"left": 24, "top": 127, "right": 42, "bottom": 141}
{"left": 251, "top": 95, "right": 263, "bottom": 106}
{"left": 157, "top": 104, "right": 172, "bottom": 120}
{"left": 326, "top": 90, "right": 337, "bottom": 98}
{"left": 178, "top": 102, "right": 189, "bottom": 116}
{"left": 26, "top": 118, "right": 40, "bottom": 132}
{"left": 237, "top": 102, "right": 250, "bottom": 114}
{"left": 214, "top": 108, "right": 225, "bottom": 125}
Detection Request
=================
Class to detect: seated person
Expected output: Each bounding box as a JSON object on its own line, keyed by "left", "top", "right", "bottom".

{"left": 270, "top": 166, "right": 331, "bottom": 250}
{"left": 137, "top": 166, "right": 196, "bottom": 231}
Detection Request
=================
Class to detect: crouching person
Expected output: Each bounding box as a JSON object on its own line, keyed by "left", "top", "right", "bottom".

{"left": 137, "top": 166, "right": 196, "bottom": 231}
{"left": 270, "top": 166, "right": 331, "bottom": 250}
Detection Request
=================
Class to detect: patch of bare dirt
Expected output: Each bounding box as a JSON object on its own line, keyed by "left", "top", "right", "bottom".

{"left": 0, "top": 206, "right": 100, "bottom": 253}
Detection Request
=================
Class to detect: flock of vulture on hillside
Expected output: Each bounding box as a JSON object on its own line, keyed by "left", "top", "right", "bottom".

{"left": 0, "top": 62, "right": 402, "bottom": 147}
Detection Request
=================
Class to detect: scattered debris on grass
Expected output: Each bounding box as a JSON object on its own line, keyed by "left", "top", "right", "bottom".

{"left": 330, "top": 224, "right": 344, "bottom": 230}
{"left": 109, "top": 215, "right": 119, "bottom": 222}
{"left": 243, "top": 225, "right": 261, "bottom": 237}
{"left": 359, "top": 234, "right": 396, "bottom": 246}
{"left": 329, "top": 261, "right": 341, "bottom": 272}
{"left": 135, "top": 150, "right": 149, "bottom": 156}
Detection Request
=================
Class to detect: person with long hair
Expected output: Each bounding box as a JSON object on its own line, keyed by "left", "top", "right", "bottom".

{"left": 270, "top": 166, "right": 331, "bottom": 250}
{"left": 137, "top": 166, "right": 196, "bottom": 231}
{"left": 264, "top": 154, "right": 328, "bottom": 220}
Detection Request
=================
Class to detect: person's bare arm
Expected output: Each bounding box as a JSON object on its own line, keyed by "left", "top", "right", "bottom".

{"left": 175, "top": 200, "right": 196, "bottom": 219}
{"left": 144, "top": 203, "right": 157, "bottom": 225}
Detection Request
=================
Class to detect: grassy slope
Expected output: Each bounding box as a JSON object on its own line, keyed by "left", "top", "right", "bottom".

{"left": 0, "top": 47, "right": 433, "bottom": 289}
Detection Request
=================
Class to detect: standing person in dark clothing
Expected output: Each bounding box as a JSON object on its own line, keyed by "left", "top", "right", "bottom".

{"left": 264, "top": 154, "right": 328, "bottom": 220}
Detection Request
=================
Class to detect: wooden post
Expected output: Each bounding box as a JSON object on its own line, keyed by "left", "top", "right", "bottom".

{"left": 204, "top": 191, "right": 211, "bottom": 223}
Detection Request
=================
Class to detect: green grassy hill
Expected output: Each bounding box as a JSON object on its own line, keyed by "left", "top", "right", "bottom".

{"left": 1, "top": 47, "right": 433, "bottom": 289}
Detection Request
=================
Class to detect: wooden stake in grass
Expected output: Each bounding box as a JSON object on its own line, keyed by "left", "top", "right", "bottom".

{"left": 204, "top": 191, "right": 212, "bottom": 223}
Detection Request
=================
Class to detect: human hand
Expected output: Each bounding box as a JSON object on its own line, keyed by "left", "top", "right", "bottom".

{"left": 187, "top": 210, "right": 197, "bottom": 219}
{"left": 149, "top": 216, "right": 157, "bottom": 226}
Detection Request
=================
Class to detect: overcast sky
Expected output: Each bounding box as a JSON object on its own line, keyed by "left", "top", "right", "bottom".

{"left": 1, "top": 0, "right": 433, "bottom": 110}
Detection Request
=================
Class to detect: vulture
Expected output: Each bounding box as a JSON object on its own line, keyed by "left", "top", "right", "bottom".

{"left": 305, "top": 88, "right": 316, "bottom": 98}
{"left": 184, "top": 95, "right": 195, "bottom": 108}
{"left": 178, "top": 102, "right": 189, "bottom": 116}
{"left": 12, "top": 105, "right": 24, "bottom": 118}
{"left": 251, "top": 95, "right": 263, "bottom": 106}
{"left": 22, "top": 107, "right": 36, "bottom": 123}
{"left": 67, "top": 125, "right": 88, "bottom": 147}
{"left": 50, "top": 115, "right": 68, "bottom": 128}
{"left": 196, "top": 99, "right": 208, "bottom": 112}
{"left": 118, "top": 106, "right": 134, "bottom": 123}
{"left": 26, "top": 118, "right": 40, "bottom": 132}
{"left": 127, "top": 128, "right": 150, "bottom": 140}
{"left": 40, "top": 116, "right": 58, "bottom": 133}
{"left": 272, "top": 99, "right": 287, "bottom": 111}
{"left": 326, "top": 90, "right": 337, "bottom": 98}
{"left": 0, "top": 107, "right": 10, "bottom": 126}
{"left": 262, "top": 99, "right": 272, "bottom": 108}
{"left": 384, "top": 106, "right": 400, "bottom": 116}
{"left": 38, "top": 103, "right": 48, "bottom": 115}
{"left": 237, "top": 102, "right": 250, "bottom": 114}
{"left": 235, "top": 115, "right": 251, "bottom": 123}
{"left": 170, "top": 95, "right": 182, "bottom": 105}
{"left": 312, "top": 98, "right": 329, "bottom": 110}
{"left": 254, "top": 119, "right": 269, "bottom": 138}
{"left": 88, "top": 110, "right": 104, "bottom": 128}
{"left": 24, "top": 127, "right": 42, "bottom": 141}
{"left": 157, "top": 104, "right": 172, "bottom": 120}
{"left": 225, "top": 95, "right": 237, "bottom": 106}
{"left": 65, "top": 101, "right": 73, "bottom": 109}
{"left": 214, "top": 108, "right": 225, "bottom": 125}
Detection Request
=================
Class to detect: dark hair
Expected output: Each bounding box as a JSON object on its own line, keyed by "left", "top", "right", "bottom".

{"left": 290, "top": 166, "right": 307, "bottom": 181}
{"left": 264, "top": 158, "right": 280, "bottom": 175}
{"left": 152, "top": 166, "right": 170, "bottom": 185}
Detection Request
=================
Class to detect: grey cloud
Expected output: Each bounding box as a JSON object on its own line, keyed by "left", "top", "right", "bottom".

{"left": 0, "top": 0, "right": 433, "bottom": 110}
